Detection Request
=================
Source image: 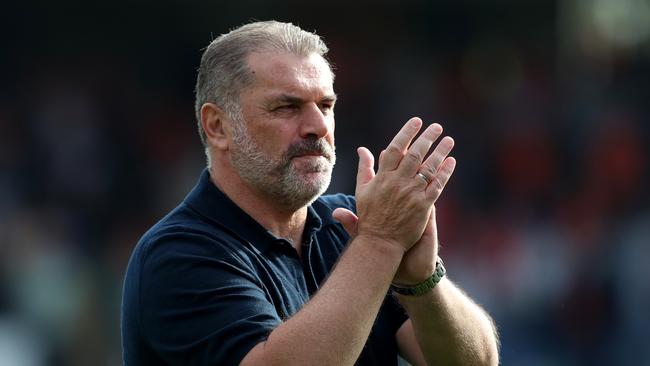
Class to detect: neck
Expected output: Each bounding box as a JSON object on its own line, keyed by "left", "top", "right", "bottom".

{"left": 209, "top": 164, "right": 309, "bottom": 247}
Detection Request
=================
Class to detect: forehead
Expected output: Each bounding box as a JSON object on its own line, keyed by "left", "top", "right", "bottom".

{"left": 245, "top": 51, "right": 334, "bottom": 97}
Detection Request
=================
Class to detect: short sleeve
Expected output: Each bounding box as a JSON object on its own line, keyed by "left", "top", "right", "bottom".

{"left": 138, "top": 232, "right": 281, "bottom": 365}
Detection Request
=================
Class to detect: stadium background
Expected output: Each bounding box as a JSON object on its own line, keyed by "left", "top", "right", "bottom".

{"left": 1, "top": 1, "right": 649, "bottom": 365}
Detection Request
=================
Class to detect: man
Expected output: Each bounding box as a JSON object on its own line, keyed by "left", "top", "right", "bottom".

{"left": 122, "top": 20, "right": 499, "bottom": 365}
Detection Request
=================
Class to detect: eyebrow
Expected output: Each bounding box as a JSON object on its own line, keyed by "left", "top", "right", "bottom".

{"left": 270, "top": 93, "right": 338, "bottom": 105}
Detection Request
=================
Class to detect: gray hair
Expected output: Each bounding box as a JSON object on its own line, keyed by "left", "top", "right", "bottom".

{"left": 194, "top": 20, "right": 331, "bottom": 146}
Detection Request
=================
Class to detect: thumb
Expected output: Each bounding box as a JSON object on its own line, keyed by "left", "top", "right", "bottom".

{"left": 356, "top": 147, "right": 375, "bottom": 186}
{"left": 332, "top": 208, "right": 359, "bottom": 237}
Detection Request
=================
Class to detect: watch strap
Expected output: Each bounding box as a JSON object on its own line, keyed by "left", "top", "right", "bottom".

{"left": 390, "top": 257, "right": 446, "bottom": 296}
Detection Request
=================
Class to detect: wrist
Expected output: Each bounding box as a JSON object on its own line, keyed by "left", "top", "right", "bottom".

{"left": 353, "top": 234, "right": 407, "bottom": 257}
{"left": 390, "top": 257, "right": 446, "bottom": 296}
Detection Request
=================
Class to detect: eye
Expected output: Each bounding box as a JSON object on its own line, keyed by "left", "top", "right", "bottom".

{"left": 269, "top": 104, "right": 299, "bottom": 117}
{"left": 274, "top": 104, "right": 298, "bottom": 111}
{"left": 319, "top": 102, "right": 334, "bottom": 113}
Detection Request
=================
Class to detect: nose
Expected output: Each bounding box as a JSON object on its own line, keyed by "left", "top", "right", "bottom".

{"left": 299, "top": 103, "right": 332, "bottom": 140}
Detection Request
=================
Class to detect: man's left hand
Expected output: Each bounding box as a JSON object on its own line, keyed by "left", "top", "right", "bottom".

{"left": 333, "top": 122, "right": 455, "bottom": 284}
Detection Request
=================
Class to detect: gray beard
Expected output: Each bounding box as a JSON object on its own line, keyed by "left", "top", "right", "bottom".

{"left": 229, "top": 120, "right": 336, "bottom": 211}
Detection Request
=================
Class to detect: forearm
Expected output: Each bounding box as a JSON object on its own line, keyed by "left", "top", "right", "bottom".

{"left": 241, "top": 118, "right": 454, "bottom": 365}
{"left": 397, "top": 278, "right": 499, "bottom": 366}
{"left": 241, "top": 235, "right": 404, "bottom": 366}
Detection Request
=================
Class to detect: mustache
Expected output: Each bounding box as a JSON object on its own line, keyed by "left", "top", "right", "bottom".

{"left": 286, "top": 138, "right": 335, "bottom": 161}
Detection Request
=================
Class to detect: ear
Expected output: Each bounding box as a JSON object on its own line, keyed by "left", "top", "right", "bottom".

{"left": 200, "top": 103, "right": 231, "bottom": 151}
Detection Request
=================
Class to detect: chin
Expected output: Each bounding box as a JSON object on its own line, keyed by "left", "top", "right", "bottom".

{"left": 279, "top": 172, "right": 332, "bottom": 210}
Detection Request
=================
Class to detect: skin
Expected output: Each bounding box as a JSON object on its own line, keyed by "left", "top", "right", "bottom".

{"left": 202, "top": 52, "right": 336, "bottom": 248}
{"left": 200, "top": 50, "right": 499, "bottom": 365}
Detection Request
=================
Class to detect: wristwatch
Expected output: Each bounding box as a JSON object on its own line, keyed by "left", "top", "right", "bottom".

{"left": 390, "top": 257, "right": 446, "bottom": 296}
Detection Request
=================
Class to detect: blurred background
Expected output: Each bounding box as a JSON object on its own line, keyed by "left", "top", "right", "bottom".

{"left": 1, "top": 0, "right": 649, "bottom": 365}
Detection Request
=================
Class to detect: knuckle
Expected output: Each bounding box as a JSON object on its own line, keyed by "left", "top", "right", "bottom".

{"left": 385, "top": 145, "right": 402, "bottom": 156}
{"left": 405, "top": 150, "right": 421, "bottom": 162}
{"left": 431, "top": 176, "right": 444, "bottom": 192}
{"left": 430, "top": 152, "right": 444, "bottom": 165}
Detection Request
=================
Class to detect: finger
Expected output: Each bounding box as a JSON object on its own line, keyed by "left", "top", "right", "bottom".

{"left": 426, "top": 157, "right": 456, "bottom": 201}
{"left": 419, "top": 136, "right": 454, "bottom": 178}
{"left": 332, "top": 208, "right": 359, "bottom": 237}
{"left": 397, "top": 123, "right": 444, "bottom": 175}
{"left": 378, "top": 117, "right": 422, "bottom": 172}
{"left": 356, "top": 147, "right": 376, "bottom": 186}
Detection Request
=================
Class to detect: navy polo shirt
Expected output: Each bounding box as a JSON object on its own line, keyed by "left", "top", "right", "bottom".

{"left": 121, "top": 170, "right": 408, "bottom": 365}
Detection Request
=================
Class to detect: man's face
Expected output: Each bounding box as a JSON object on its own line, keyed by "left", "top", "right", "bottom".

{"left": 229, "top": 51, "right": 337, "bottom": 209}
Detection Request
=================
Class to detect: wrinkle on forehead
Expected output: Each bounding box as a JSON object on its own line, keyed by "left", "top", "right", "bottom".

{"left": 246, "top": 52, "right": 334, "bottom": 96}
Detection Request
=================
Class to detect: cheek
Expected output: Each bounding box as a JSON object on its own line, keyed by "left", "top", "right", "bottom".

{"left": 252, "top": 126, "right": 294, "bottom": 155}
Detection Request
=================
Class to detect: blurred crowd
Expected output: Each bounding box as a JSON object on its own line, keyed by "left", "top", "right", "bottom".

{"left": 1, "top": 1, "right": 649, "bottom": 365}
